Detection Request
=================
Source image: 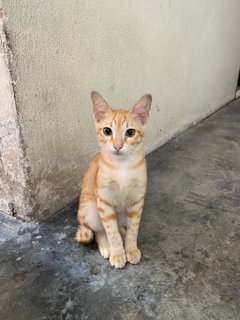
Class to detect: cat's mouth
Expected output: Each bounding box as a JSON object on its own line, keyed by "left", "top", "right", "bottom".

{"left": 113, "top": 150, "right": 122, "bottom": 155}
{"left": 112, "top": 149, "right": 124, "bottom": 156}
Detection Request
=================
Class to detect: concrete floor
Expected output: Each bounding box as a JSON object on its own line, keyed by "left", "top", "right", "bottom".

{"left": 0, "top": 98, "right": 240, "bottom": 320}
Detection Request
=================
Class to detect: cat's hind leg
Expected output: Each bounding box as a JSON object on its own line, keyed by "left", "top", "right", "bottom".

{"left": 95, "top": 232, "right": 110, "bottom": 258}
{"left": 76, "top": 201, "right": 96, "bottom": 244}
{"left": 76, "top": 199, "right": 104, "bottom": 245}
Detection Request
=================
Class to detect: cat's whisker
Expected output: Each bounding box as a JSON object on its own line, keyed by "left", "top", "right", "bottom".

{"left": 85, "top": 147, "right": 101, "bottom": 155}
{"left": 129, "top": 152, "right": 137, "bottom": 162}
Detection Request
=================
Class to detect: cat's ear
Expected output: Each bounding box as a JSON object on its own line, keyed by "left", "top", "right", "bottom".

{"left": 130, "top": 94, "right": 152, "bottom": 125}
{"left": 91, "top": 91, "right": 111, "bottom": 123}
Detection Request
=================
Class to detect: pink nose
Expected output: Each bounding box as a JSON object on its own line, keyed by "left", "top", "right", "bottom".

{"left": 113, "top": 145, "right": 122, "bottom": 152}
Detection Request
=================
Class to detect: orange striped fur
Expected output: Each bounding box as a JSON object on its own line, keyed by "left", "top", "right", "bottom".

{"left": 76, "top": 91, "right": 152, "bottom": 268}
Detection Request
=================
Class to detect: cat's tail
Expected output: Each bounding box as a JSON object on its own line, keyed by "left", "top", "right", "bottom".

{"left": 76, "top": 225, "right": 94, "bottom": 244}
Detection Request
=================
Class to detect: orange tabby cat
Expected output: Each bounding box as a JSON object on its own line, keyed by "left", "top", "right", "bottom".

{"left": 76, "top": 91, "right": 152, "bottom": 268}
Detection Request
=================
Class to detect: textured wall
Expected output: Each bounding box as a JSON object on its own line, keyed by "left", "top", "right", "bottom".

{"left": 0, "top": 10, "right": 31, "bottom": 218}
{"left": 2, "top": 0, "right": 240, "bottom": 219}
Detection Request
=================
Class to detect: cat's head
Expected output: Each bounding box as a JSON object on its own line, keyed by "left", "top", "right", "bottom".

{"left": 91, "top": 91, "right": 152, "bottom": 156}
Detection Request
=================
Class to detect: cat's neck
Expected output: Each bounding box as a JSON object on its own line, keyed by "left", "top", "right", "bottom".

{"left": 100, "top": 147, "right": 145, "bottom": 167}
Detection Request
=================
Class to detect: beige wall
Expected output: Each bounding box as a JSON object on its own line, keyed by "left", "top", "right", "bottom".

{"left": 1, "top": 0, "right": 240, "bottom": 219}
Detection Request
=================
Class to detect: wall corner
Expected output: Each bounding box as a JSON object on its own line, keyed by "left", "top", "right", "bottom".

{"left": 0, "top": 9, "right": 33, "bottom": 220}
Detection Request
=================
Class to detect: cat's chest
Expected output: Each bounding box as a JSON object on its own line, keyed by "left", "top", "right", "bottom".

{"left": 106, "top": 167, "right": 146, "bottom": 205}
{"left": 98, "top": 156, "right": 147, "bottom": 207}
{"left": 113, "top": 167, "right": 136, "bottom": 189}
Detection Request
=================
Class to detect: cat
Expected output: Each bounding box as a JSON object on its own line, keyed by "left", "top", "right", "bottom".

{"left": 76, "top": 91, "right": 152, "bottom": 268}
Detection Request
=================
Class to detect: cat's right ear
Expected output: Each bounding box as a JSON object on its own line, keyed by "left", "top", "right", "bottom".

{"left": 91, "top": 91, "right": 111, "bottom": 123}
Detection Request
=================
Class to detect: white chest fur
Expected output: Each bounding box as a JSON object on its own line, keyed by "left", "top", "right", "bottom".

{"left": 99, "top": 157, "right": 146, "bottom": 212}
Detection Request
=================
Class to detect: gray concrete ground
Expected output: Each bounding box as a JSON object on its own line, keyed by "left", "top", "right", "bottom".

{"left": 0, "top": 98, "right": 240, "bottom": 320}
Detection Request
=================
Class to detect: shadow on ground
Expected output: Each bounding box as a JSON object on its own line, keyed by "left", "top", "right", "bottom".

{"left": 0, "top": 99, "right": 240, "bottom": 320}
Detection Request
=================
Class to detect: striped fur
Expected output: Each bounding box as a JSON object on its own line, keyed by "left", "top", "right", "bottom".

{"left": 76, "top": 91, "right": 152, "bottom": 268}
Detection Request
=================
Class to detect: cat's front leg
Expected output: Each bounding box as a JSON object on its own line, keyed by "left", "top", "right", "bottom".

{"left": 125, "top": 197, "right": 144, "bottom": 264}
{"left": 97, "top": 197, "right": 126, "bottom": 268}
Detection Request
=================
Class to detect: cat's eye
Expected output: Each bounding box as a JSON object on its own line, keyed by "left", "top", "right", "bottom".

{"left": 125, "top": 128, "right": 136, "bottom": 137}
{"left": 103, "top": 127, "right": 112, "bottom": 136}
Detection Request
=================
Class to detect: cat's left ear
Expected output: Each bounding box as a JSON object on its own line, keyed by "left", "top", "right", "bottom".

{"left": 130, "top": 94, "right": 152, "bottom": 125}
{"left": 91, "top": 91, "right": 111, "bottom": 123}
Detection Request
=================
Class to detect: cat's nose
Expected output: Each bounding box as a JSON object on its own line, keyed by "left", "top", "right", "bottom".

{"left": 113, "top": 145, "right": 123, "bottom": 152}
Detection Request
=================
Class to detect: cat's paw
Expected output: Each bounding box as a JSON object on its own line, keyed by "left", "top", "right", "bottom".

{"left": 76, "top": 226, "right": 94, "bottom": 244}
{"left": 109, "top": 252, "right": 126, "bottom": 269}
{"left": 126, "top": 248, "right": 141, "bottom": 264}
{"left": 98, "top": 244, "right": 110, "bottom": 259}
